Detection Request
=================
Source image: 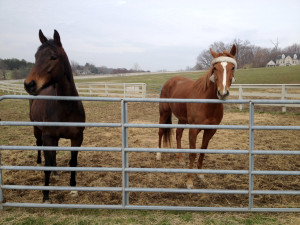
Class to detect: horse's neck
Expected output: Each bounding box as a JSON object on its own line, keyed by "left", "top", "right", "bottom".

{"left": 56, "top": 74, "right": 79, "bottom": 97}
{"left": 193, "top": 74, "right": 218, "bottom": 99}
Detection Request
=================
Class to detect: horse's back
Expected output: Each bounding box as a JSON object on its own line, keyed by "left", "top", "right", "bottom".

{"left": 159, "top": 76, "right": 194, "bottom": 122}
{"left": 160, "top": 76, "right": 194, "bottom": 99}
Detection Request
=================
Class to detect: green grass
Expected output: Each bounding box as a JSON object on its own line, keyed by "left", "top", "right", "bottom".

{"left": 2, "top": 65, "right": 300, "bottom": 85}
{"left": 74, "top": 65, "right": 300, "bottom": 85}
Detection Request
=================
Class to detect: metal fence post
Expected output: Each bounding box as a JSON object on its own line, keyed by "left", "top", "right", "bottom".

{"left": 0, "top": 151, "right": 3, "bottom": 210}
{"left": 248, "top": 101, "right": 255, "bottom": 211}
{"left": 121, "top": 99, "right": 129, "bottom": 207}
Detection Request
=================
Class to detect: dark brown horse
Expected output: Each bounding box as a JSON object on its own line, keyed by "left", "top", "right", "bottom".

{"left": 24, "top": 30, "right": 85, "bottom": 202}
{"left": 157, "top": 45, "right": 237, "bottom": 189}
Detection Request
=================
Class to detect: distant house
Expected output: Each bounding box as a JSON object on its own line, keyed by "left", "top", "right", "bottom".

{"left": 275, "top": 53, "right": 300, "bottom": 66}
{"left": 266, "top": 60, "right": 276, "bottom": 67}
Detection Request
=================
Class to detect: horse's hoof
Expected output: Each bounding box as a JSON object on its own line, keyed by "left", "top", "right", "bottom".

{"left": 197, "top": 174, "right": 205, "bottom": 179}
{"left": 43, "top": 200, "right": 51, "bottom": 204}
{"left": 186, "top": 180, "right": 194, "bottom": 189}
{"left": 186, "top": 184, "right": 193, "bottom": 189}
{"left": 70, "top": 191, "right": 78, "bottom": 197}
{"left": 37, "top": 163, "right": 42, "bottom": 167}
{"left": 156, "top": 153, "right": 161, "bottom": 161}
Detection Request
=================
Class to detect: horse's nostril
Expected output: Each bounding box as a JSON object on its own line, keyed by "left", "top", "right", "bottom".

{"left": 24, "top": 80, "right": 37, "bottom": 93}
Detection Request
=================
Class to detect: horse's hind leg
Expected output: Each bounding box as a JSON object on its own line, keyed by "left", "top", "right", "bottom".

{"left": 176, "top": 120, "right": 185, "bottom": 165}
{"left": 69, "top": 133, "right": 83, "bottom": 197}
{"left": 157, "top": 105, "right": 172, "bottom": 161}
{"left": 36, "top": 144, "right": 42, "bottom": 165}
{"left": 197, "top": 129, "right": 217, "bottom": 180}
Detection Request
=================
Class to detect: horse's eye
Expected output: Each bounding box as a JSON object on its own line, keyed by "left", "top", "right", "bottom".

{"left": 232, "top": 67, "right": 235, "bottom": 71}
{"left": 50, "top": 56, "right": 57, "bottom": 60}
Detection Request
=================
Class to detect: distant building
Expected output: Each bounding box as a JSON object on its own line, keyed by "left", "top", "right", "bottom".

{"left": 275, "top": 53, "right": 300, "bottom": 66}
{"left": 266, "top": 60, "right": 276, "bottom": 67}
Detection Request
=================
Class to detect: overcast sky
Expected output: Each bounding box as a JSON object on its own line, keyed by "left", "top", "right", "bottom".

{"left": 0, "top": 0, "right": 299, "bottom": 71}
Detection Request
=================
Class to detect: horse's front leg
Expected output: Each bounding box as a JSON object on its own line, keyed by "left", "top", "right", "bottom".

{"left": 197, "top": 129, "right": 217, "bottom": 180}
{"left": 34, "top": 126, "right": 42, "bottom": 165}
{"left": 42, "top": 135, "right": 58, "bottom": 203}
{"left": 186, "top": 128, "right": 200, "bottom": 189}
{"left": 69, "top": 133, "right": 83, "bottom": 197}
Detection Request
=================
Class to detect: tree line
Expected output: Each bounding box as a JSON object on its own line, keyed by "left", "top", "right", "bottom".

{"left": 71, "top": 61, "right": 149, "bottom": 75}
{"left": 0, "top": 57, "right": 149, "bottom": 80}
{"left": 194, "top": 39, "right": 300, "bottom": 69}
{"left": 0, "top": 58, "right": 34, "bottom": 79}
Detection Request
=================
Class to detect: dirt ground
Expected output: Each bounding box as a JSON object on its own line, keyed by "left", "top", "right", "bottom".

{"left": 1, "top": 100, "right": 300, "bottom": 209}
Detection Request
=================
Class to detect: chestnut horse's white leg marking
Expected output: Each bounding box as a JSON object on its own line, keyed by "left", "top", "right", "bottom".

{"left": 221, "top": 62, "right": 227, "bottom": 95}
{"left": 156, "top": 147, "right": 162, "bottom": 161}
{"left": 197, "top": 174, "right": 205, "bottom": 179}
{"left": 70, "top": 191, "right": 78, "bottom": 197}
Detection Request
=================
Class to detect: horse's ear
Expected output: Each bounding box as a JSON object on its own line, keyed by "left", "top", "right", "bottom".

{"left": 53, "top": 29, "right": 62, "bottom": 47}
{"left": 210, "top": 48, "right": 218, "bottom": 58}
{"left": 39, "top": 29, "right": 48, "bottom": 44}
{"left": 230, "top": 44, "right": 237, "bottom": 57}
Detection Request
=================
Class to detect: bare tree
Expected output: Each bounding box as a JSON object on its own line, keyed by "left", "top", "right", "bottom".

{"left": 283, "top": 43, "right": 300, "bottom": 53}
{"left": 271, "top": 38, "right": 280, "bottom": 51}
{"left": 252, "top": 47, "right": 270, "bottom": 68}
{"left": 71, "top": 60, "right": 80, "bottom": 75}
{"left": 132, "top": 63, "right": 141, "bottom": 71}
{"left": 195, "top": 49, "right": 212, "bottom": 69}
{"left": 231, "top": 39, "right": 254, "bottom": 68}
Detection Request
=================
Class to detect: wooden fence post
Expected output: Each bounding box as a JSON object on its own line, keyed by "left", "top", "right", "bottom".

{"left": 239, "top": 85, "right": 243, "bottom": 111}
{"left": 281, "top": 85, "right": 286, "bottom": 113}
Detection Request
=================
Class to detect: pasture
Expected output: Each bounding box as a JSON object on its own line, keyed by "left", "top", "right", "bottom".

{"left": 0, "top": 66, "right": 300, "bottom": 224}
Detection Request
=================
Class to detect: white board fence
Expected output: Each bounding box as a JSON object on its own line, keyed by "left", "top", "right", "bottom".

{"left": 0, "top": 81, "right": 299, "bottom": 112}
{"left": 0, "top": 81, "right": 147, "bottom": 98}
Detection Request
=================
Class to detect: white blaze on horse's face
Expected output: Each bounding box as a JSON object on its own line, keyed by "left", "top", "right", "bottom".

{"left": 221, "top": 62, "right": 228, "bottom": 96}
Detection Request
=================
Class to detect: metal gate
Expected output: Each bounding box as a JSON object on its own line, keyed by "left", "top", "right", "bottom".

{"left": 0, "top": 95, "right": 300, "bottom": 212}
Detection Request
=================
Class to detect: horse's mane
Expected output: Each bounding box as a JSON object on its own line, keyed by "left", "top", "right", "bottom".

{"left": 192, "top": 67, "right": 213, "bottom": 93}
{"left": 193, "top": 50, "right": 235, "bottom": 93}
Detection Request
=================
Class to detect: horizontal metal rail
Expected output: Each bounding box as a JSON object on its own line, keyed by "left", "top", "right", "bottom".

{"left": 1, "top": 95, "right": 300, "bottom": 212}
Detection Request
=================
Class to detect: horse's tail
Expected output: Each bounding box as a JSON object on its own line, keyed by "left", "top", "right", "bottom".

{"left": 162, "top": 113, "right": 173, "bottom": 148}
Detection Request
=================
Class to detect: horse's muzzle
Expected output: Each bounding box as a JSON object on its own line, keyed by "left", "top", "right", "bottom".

{"left": 217, "top": 90, "right": 230, "bottom": 100}
{"left": 24, "top": 80, "right": 37, "bottom": 95}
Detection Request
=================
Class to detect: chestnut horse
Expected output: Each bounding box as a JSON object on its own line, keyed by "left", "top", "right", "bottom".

{"left": 24, "top": 30, "right": 85, "bottom": 202}
{"left": 157, "top": 45, "right": 237, "bottom": 189}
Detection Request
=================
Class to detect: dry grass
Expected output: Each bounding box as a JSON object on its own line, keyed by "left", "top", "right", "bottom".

{"left": 1, "top": 98, "right": 300, "bottom": 224}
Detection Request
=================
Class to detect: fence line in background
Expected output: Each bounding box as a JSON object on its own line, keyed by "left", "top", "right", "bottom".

{"left": 1, "top": 95, "right": 300, "bottom": 212}
{"left": 1, "top": 81, "right": 299, "bottom": 112}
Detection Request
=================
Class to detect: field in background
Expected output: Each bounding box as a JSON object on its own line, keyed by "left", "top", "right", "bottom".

{"left": 74, "top": 65, "right": 300, "bottom": 85}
